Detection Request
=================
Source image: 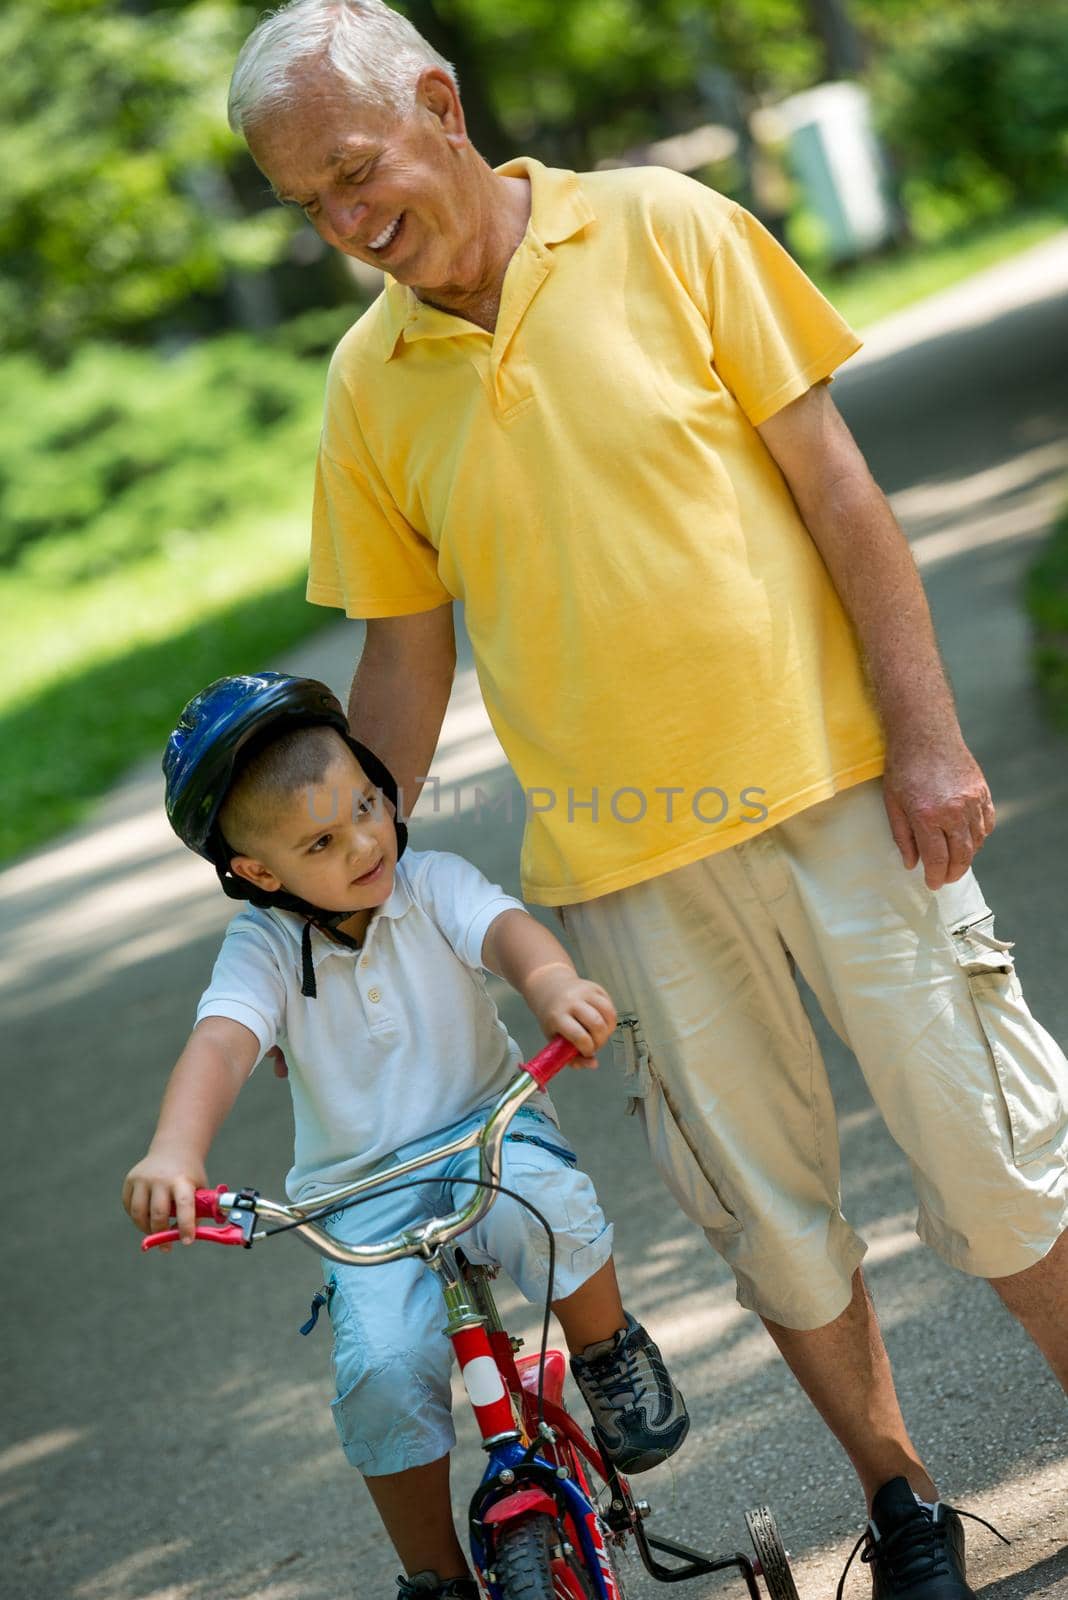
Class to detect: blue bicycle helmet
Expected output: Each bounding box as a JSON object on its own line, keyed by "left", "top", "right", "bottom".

{"left": 163, "top": 672, "right": 408, "bottom": 995}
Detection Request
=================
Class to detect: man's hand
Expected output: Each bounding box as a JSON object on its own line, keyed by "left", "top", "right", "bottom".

{"left": 883, "top": 730, "right": 995, "bottom": 889}
{"left": 524, "top": 969, "right": 617, "bottom": 1061}
{"left": 122, "top": 1148, "right": 209, "bottom": 1252}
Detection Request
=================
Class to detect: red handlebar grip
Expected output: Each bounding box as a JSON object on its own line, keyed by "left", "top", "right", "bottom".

{"left": 194, "top": 1185, "right": 228, "bottom": 1220}
{"left": 523, "top": 1035, "right": 579, "bottom": 1089}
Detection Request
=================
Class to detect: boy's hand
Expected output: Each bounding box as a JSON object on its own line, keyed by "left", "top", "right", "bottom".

{"left": 122, "top": 1149, "right": 208, "bottom": 1252}
{"left": 527, "top": 968, "right": 616, "bottom": 1061}
{"left": 481, "top": 909, "right": 616, "bottom": 1062}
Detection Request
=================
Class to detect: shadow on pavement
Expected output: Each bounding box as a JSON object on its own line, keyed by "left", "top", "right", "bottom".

{"left": 976, "top": 1547, "right": 1068, "bottom": 1599}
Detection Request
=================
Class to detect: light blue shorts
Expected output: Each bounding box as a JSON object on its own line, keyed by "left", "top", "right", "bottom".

{"left": 316, "top": 1105, "right": 614, "bottom": 1476}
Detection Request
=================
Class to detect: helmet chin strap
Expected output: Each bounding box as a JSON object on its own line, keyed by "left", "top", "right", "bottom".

{"left": 219, "top": 875, "right": 364, "bottom": 997}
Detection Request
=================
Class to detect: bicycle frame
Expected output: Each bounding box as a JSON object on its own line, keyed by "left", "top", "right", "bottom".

{"left": 429, "top": 1241, "right": 625, "bottom": 1600}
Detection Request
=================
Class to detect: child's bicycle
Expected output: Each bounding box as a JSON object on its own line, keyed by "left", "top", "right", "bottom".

{"left": 141, "top": 1036, "right": 801, "bottom": 1600}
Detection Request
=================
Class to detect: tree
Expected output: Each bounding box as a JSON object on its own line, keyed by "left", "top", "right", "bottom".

{"left": 0, "top": 0, "right": 292, "bottom": 357}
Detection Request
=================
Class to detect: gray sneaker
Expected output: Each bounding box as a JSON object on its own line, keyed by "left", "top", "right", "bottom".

{"left": 570, "top": 1311, "right": 690, "bottom": 1473}
{"left": 396, "top": 1574, "right": 478, "bottom": 1600}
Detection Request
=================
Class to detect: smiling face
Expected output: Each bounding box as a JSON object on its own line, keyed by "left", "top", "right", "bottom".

{"left": 229, "top": 741, "right": 398, "bottom": 941}
{"left": 246, "top": 64, "right": 487, "bottom": 296}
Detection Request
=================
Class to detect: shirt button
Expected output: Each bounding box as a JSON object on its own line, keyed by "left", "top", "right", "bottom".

{"left": 367, "top": 987, "right": 382, "bottom": 1003}
{"left": 360, "top": 957, "right": 369, "bottom": 967}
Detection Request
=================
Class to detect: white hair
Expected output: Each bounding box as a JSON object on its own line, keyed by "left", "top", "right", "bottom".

{"left": 227, "top": 0, "right": 456, "bottom": 136}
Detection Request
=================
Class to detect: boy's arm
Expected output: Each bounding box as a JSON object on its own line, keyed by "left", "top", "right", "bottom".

{"left": 481, "top": 910, "right": 616, "bottom": 1061}
{"left": 122, "top": 1016, "right": 260, "bottom": 1247}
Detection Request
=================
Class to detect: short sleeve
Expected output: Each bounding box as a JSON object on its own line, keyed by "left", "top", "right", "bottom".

{"left": 308, "top": 444, "right": 452, "bottom": 618}
{"left": 407, "top": 851, "right": 526, "bottom": 970}
{"left": 195, "top": 918, "right": 287, "bottom": 1062}
{"left": 707, "top": 205, "right": 862, "bottom": 427}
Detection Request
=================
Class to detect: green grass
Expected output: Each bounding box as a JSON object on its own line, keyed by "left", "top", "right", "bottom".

{"left": 2, "top": 506, "right": 311, "bottom": 706}
{"left": 811, "top": 207, "right": 1067, "bottom": 331}
{"left": 1, "top": 569, "right": 319, "bottom": 859}
{"left": 1026, "top": 505, "right": 1068, "bottom": 734}
{"left": 3, "top": 208, "right": 1067, "bottom": 866}
{"left": 0, "top": 508, "right": 325, "bottom": 860}
{"left": 0, "top": 308, "right": 358, "bottom": 862}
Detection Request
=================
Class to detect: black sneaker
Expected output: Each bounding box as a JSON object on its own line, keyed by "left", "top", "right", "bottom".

{"left": 396, "top": 1573, "right": 478, "bottom": 1600}
{"left": 569, "top": 1311, "right": 690, "bottom": 1474}
{"left": 835, "top": 1477, "right": 1009, "bottom": 1600}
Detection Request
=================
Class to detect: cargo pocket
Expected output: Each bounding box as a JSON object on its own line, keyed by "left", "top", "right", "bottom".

{"left": 611, "top": 1013, "right": 653, "bottom": 1115}
{"left": 948, "top": 909, "right": 1068, "bottom": 1165}
{"left": 611, "top": 1015, "right": 740, "bottom": 1235}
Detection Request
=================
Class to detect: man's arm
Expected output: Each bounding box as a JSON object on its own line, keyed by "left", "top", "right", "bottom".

{"left": 756, "top": 383, "right": 994, "bottom": 889}
{"left": 348, "top": 602, "right": 457, "bottom": 819}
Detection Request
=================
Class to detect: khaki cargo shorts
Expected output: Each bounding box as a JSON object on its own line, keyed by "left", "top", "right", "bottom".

{"left": 559, "top": 779, "right": 1068, "bottom": 1329}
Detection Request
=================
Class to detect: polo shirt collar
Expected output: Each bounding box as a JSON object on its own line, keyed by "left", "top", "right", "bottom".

{"left": 379, "top": 156, "right": 594, "bottom": 360}
{"left": 268, "top": 862, "right": 414, "bottom": 972}
{"left": 366, "top": 863, "right": 413, "bottom": 925}
{"left": 499, "top": 156, "right": 595, "bottom": 246}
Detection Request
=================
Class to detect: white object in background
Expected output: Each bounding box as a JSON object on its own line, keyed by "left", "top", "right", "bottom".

{"left": 776, "top": 81, "right": 896, "bottom": 262}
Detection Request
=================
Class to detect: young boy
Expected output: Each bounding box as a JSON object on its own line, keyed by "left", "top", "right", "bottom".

{"left": 123, "top": 672, "right": 688, "bottom": 1599}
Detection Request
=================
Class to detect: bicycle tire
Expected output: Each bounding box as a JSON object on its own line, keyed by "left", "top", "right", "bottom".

{"left": 744, "top": 1506, "right": 801, "bottom": 1600}
{"left": 492, "top": 1511, "right": 596, "bottom": 1600}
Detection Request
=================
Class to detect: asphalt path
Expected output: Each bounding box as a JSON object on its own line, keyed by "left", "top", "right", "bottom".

{"left": 3, "top": 237, "right": 1067, "bottom": 1600}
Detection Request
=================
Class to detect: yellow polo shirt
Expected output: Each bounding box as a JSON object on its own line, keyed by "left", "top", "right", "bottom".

{"left": 309, "top": 157, "right": 884, "bottom": 905}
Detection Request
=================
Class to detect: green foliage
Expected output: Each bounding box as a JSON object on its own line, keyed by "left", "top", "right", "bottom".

{"left": 0, "top": 570, "right": 319, "bottom": 861}
{"left": 400, "top": 0, "right": 819, "bottom": 167}
{"left": 1027, "top": 506, "right": 1068, "bottom": 733}
{"left": 0, "top": 314, "right": 363, "bottom": 861}
{"left": 0, "top": 309, "right": 358, "bottom": 576}
{"left": 0, "top": 0, "right": 294, "bottom": 356}
{"left": 874, "top": 5, "right": 1068, "bottom": 226}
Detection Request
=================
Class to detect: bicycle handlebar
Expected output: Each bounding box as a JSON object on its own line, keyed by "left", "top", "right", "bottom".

{"left": 141, "top": 1035, "right": 579, "bottom": 1264}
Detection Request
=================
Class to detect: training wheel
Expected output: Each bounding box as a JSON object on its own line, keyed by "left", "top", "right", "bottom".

{"left": 744, "top": 1506, "right": 801, "bottom": 1600}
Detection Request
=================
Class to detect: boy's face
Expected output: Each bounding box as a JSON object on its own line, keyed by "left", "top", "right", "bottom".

{"left": 229, "top": 742, "right": 398, "bottom": 935}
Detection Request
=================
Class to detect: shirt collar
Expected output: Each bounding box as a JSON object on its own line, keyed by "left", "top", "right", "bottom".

{"left": 267, "top": 860, "right": 414, "bottom": 972}
{"left": 378, "top": 156, "right": 594, "bottom": 361}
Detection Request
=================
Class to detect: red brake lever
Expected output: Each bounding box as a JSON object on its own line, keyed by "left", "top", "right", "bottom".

{"left": 142, "top": 1223, "right": 248, "bottom": 1251}
{"left": 140, "top": 1184, "right": 248, "bottom": 1251}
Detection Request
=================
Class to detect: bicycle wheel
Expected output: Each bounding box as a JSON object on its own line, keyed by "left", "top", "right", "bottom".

{"left": 744, "top": 1506, "right": 800, "bottom": 1600}
{"left": 493, "top": 1511, "right": 596, "bottom": 1600}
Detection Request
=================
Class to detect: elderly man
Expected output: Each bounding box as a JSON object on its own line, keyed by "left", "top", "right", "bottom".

{"left": 228, "top": 4, "right": 1068, "bottom": 1597}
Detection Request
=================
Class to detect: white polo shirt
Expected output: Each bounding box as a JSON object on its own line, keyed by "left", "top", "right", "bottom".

{"left": 196, "top": 849, "right": 546, "bottom": 1202}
